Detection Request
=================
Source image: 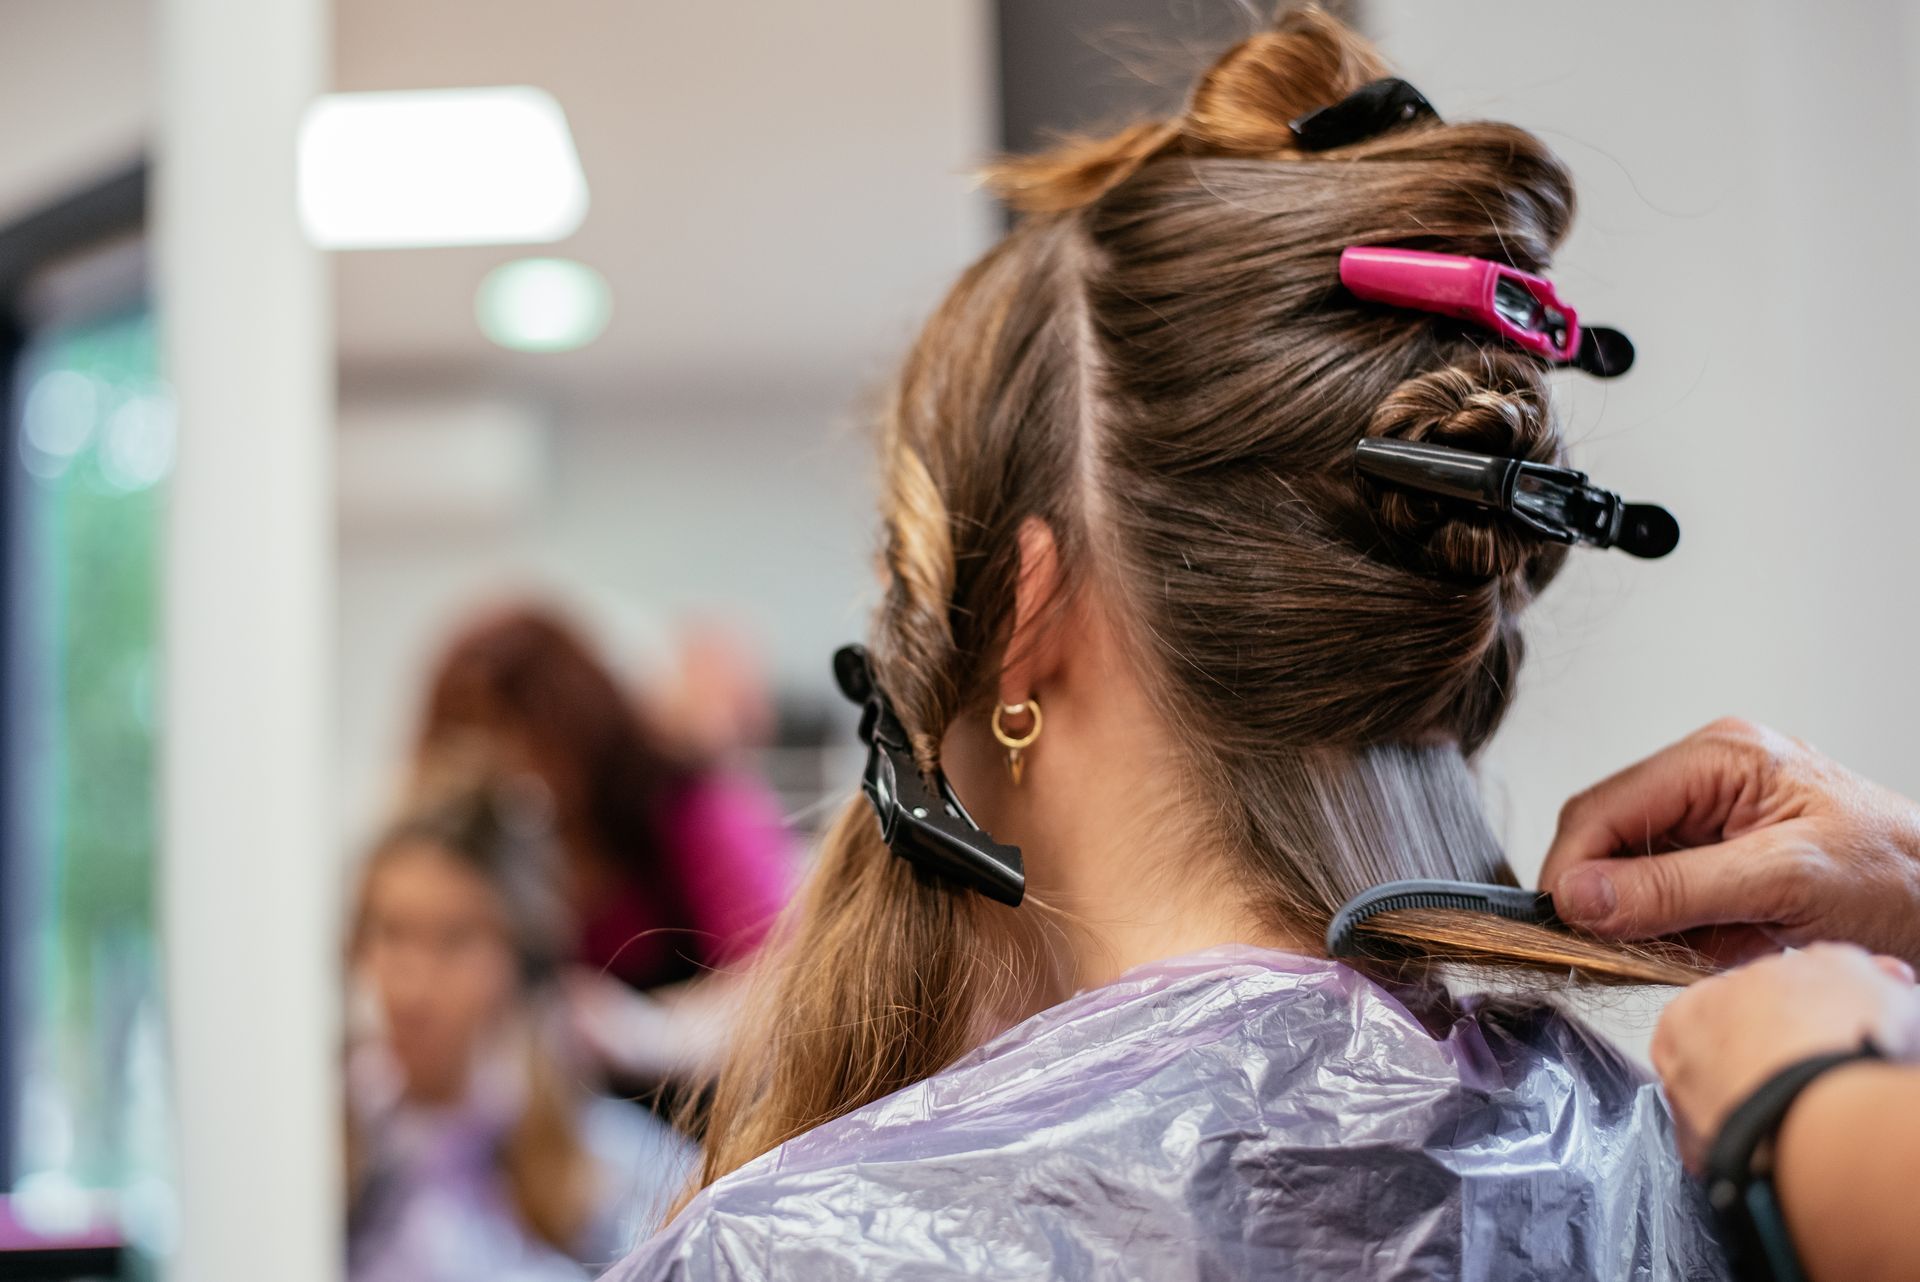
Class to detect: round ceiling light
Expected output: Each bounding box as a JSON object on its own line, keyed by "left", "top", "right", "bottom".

{"left": 475, "top": 257, "right": 612, "bottom": 353}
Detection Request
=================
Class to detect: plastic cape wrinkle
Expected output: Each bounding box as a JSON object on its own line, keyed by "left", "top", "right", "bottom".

{"left": 604, "top": 946, "right": 1727, "bottom": 1281}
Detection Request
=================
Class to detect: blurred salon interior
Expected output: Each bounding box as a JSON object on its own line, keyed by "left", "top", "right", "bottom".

{"left": 2, "top": 0, "right": 1919, "bottom": 1278}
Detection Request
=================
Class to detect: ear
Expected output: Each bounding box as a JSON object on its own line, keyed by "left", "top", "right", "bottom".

{"left": 997, "top": 517, "right": 1065, "bottom": 708}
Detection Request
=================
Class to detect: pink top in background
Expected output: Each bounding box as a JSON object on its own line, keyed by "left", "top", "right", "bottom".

{"left": 579, "top": 771, "right": 794, "bottom": 990}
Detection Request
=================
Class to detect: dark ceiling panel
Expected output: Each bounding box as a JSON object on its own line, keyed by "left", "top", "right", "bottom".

{"left": 997, "top": 2, "right": 1380, "bottom": 154}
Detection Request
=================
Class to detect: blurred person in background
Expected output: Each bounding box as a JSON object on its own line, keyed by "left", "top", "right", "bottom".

{"left": 647, "top": 621, "right": 780, "bottom": 769}
{"left": 345, "top": 764, "right": 693, "bottom": 1282}
{"left": 414, "top": 605, "right": 794, "bottom": 1089}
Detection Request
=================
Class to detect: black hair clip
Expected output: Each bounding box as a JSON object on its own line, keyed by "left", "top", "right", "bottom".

{"left": 1354, "top": 438, "right": 1680, "bottom": 559}
{"left": 1290, "top": 78, "right": 1439, "bottom": 151}
{"left": 1568, "top": 326, "right": 1636, "bottom": 379}
{"left": 833, "top": 645, "right": 1026, "bottom": 906}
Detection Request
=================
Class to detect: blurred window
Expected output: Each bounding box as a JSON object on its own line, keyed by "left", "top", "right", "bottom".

{"left": 3, "top": 198, "right": 169, "bottom": 1262}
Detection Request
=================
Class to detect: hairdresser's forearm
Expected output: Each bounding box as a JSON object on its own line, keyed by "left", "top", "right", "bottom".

{"left": 1774, "top": 1063, "right": 1920, "bottom": 1282}
{"left": 565, "top": 968, "right": 746, "bottom": 1082}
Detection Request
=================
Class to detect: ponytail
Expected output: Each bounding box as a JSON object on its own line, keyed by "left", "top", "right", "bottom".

{"left": 683, "top": 797, "right": 1050, "bottom": 1205}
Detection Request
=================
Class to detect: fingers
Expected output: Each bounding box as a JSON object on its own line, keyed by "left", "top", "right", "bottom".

{"left": 1653, "top": 942, "right": 1912, "bottom": 1165}
{"left": 1550, "top": 827, "right": 1813, "bottom": 941}
{"left": 1670, "top": 923, "right": 1784, "bottom": 970}
{"left": 1541, "top": 723, "right": 1762, "bottom": 890}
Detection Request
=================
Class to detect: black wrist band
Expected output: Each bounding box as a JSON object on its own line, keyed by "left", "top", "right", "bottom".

{"left": 1703, "top": 1039, "right": 1884, "bottom": 1282}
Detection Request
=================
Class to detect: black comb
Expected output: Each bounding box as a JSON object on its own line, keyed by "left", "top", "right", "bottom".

{"left": 1326, "top": 878, "right": 1561, "bottom": 958}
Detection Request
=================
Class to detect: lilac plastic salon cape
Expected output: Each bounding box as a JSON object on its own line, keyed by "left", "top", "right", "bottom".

{"left": 348, "top": 1066, "right": 694, "bottom": 1282}
{"left": 605, "top": 946, "right": 1727, "bottom": 1281}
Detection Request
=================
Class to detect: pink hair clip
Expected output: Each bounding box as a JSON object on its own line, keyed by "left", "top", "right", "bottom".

{"left": 1339, "top": 246, "right": 1634, "bottom": 378}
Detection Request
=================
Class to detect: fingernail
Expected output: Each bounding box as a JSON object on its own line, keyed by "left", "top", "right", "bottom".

{"left": 1555, "top": 867, "right": 1617, "bottom": 924}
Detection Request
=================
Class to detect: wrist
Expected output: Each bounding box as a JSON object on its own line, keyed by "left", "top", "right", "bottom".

{"left": 1704, "top": 1042, "right": 1884, "bottom": 1282}
{"left": 1776, "top": 1056, "right": 1884, "bottom": 1138}
{"left": 1773, "top": 1061, "right": 1910, "bottom": 1281}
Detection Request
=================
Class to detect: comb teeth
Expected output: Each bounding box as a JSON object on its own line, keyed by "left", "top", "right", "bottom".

{"left": 1325, "top": 879, "right": 1560, "bottom": 958}
{"left": 1352, "top": 890, "right": 1537, "bottom": 920}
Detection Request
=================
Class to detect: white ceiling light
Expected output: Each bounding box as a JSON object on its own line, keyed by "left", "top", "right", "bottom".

{"left": 475, "top": 257, "right": 612, "bottom": 352}
{"left": 298, "top": 86, "right": 589, "bottom": 250}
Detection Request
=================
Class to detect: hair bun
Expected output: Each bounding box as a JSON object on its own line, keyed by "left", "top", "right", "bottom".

{"left": 1359, "top": 353, "right": 1563, "bottom": 582}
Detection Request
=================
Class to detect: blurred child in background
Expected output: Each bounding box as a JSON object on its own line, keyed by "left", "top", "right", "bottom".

{"left": 345, "top": 765, "right": 693, "bottom": 1282}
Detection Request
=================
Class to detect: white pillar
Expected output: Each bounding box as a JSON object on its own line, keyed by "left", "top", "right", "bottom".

{"left": 155, "top": 0, "right": 336, "bottom": 1279}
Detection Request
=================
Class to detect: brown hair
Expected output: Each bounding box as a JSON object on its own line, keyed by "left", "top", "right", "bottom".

{"left": 417, "top": 605, "right": 700, "bottom": 976}
{"left": 346, "top": 765, "right": 599, "bottom": 1254}
{"left": 688, "top": 7, "right": 1698, "bottom": 1201}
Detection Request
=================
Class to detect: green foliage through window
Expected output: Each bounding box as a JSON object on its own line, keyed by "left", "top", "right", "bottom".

{"left": 11, "top": 305, "right": 172, "bottom": 1251}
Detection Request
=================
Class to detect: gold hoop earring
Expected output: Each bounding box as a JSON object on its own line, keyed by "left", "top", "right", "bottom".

{"left": 991, "top": 697, "right": 1044, "bottom": 786}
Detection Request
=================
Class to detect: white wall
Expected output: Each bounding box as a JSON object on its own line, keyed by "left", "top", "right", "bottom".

{"left": 1365, "top": 2, "right": 1920, "bottom": 1050}
{"left": 0, "top": 0, "right": 149, "bottom": 223}
{"left": 1366, "top": 0, "right": 1920, "bottom": 865}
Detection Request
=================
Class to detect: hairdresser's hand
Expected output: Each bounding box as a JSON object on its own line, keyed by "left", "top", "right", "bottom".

{"left": 1652, "top": 944, "right": 1920, "bottom": 1169}
{"left": 1541, "top": 719, "right": 1920, "bottom": 966}
{"left": 563, "top": 970, "right": 681, "bottom": 1081}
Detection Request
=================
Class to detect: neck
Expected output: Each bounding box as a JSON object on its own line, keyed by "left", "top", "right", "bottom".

{"left": 1026, "top": 736, "right": 1308, "bottom": 993}
{"left": 402, "top": 1055, "right": 469, "bottom": 1107}
{"left": 957, "top": 630, "right": 1312, "bottom": 999}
